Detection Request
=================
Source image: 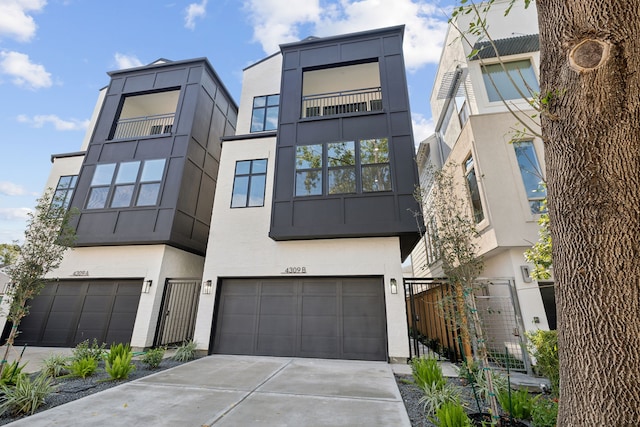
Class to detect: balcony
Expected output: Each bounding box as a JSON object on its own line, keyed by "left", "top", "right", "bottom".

{"left": 112, "top": 113, "right": 175, "bottom": 140}
{"left": 302, "top": 87, "right": 382, "bottom": 118}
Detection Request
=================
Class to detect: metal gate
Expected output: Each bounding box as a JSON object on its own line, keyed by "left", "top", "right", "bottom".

{"left": 154, "top": 279, "right": 201, "bottom": 346}
{"left": 473, "top": 279, "right": 531, "bottom": 373}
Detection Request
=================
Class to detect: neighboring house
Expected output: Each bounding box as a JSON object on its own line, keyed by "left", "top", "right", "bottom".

{"left": 0, "top": 58, "right": 238, "bottom": 349}
{"left": 2, "top": 26, "right": 421, "bottom": 363}
{"left": 410, "top": 0, "right": 556, "bottom": 337}
{"left": 192, "top": 25, "right": 421, "bottom": 362}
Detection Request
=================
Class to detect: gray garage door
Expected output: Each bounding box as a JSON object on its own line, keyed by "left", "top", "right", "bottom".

{"left": 213, "top": 277, "right": 387, "bottom": 361}
{"left": 8, "top": 279, "right": 142, "bottom": 347}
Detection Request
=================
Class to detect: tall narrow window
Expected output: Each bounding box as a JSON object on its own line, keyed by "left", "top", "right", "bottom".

{"left": 464, "top": 155, "right": 484, "bottom": 223}
{"left": 136, "top": 159, "right": 166, "bottom": 206}
{"left": 514, "top": 141, "right": 547, "bottom": 214}
{"left": 231, "top": 159, "right": 267, "bottom": 208}
{"left": 295, "top": 144, "right": 323, "bottom": 196}
{"left": 327, "top": 141, "right": 356, "bottom": 194}
{"left": 250, "top": 95, "right": 279, "bottom": 132}
{"left": 360, "top": 138, "right": 391, "bottom": 192}
{"left": 481, "top": 59, "right": 539, "bottom": 102}
{"left": 87, "top": 164, "right": 116, "bottom": 209}
{"left": 52, "top": 175, "right": 78, "bottom": 210}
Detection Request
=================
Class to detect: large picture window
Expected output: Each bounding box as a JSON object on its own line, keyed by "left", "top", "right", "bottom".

{"left": 514, "top": 141, "right": 546, "bottom": 214}
{"left": 481, "top": 59, "right": 539, "bottom": 102}
{"left": 464, "top": 155, "right": 484, "bottom": 223}
{"left": 86, "top": 159, "right": 166, "bottom": 209}
{"left": 231, "top": 159, "right": 267, "bottom": 208}
{"left": 250, "top": 94, "right": 279, "bottom": 132}
{"left": 295, "top": 137, "right": 391, "bottom": 196}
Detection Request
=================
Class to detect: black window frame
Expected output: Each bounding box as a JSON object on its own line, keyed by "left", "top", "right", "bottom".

{"left": 51, "top": 175, "right": 78, "bottom": 210}
{"left": 464, "top": 154, "right": 485, "bottom": 224}
{"left": 231, "top": 159, "right": 268, "bottom": 208}
{"left": 250, "top": 94, "right": 279, "bottom": 133}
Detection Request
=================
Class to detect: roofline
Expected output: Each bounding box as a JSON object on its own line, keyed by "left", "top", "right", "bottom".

{"left": 279, "top": 25, "right": 405, "bottom": 50}
{"left": 243, "top": 51, "right": 281, "bottom": 72}
{"left": 50, "top": 151, "right": 86, "bottom": 163}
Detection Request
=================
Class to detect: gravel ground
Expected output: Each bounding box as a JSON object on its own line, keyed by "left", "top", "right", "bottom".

{"left": 0, "top": 358, "right": 190, "bottom": 425}
{"left": 395, "top": 374, "right": 487, "bottom": 427}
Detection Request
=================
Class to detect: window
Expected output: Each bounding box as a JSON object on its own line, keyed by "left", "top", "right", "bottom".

{"left": 250, "top": 95, "right": 279, "bottom": 132}
{"left": 231, "top": 159, "right": 267, "bottom": 208}
{"left": 464, "top": 155, "right": 484, "bottom": 223}
{"left": 327, "top": 141, "right": 355, "bottom": 194}
{"left": 295, "top": 137, "right": 391, "bottom": 196}
{"left": 51, "top": 175, "right": 78, "bottom": 210}
{"left": 295, "top": 145, "right": 323, "bottom": 196}
{"left": 455, "top": 95, "right": 469, "bottom": 127}
{"left": 481, "top": 59, "right": 539, "bottom": 102}
{"left": 361, "top": 138, "right": 391, "bottom": 192}
{"left": 86, "top": 159, "right": 166, "bottom": 209}
{"left": 514, "top": 141, "right": 547, "bottom": 214}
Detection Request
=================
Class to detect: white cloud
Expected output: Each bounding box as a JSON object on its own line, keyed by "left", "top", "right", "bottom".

{"left": 243, "top": 0, "right": 321, "bottom": 53}
{"left": 412, "top": 112, "right": 434, "bottom": 144}
{"left": 0, "top": 208, "right": 31, "bottom": 221}
{"left": 114, "top": 52, "right": 143, "bottom": 70}
{"left": 0, "top": 50, "right": 51, "bottom": 89}
{"left": 0, "top": 182, "right": 27, "bottom": 197}
{"left": 17, "top": 114, "right": 89, "bottom": 131}
{"left": 184, "top": 0, "right": 208, "bottom": 30}
{"left": 243, "top": 0, "right": 447, "bottom": 69}
{"left": 0, "top": 0, "right": 47, "bottom": 42}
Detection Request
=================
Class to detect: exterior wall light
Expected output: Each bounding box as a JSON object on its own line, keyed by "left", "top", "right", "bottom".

{"left": 202, "top": 280, "right": 213, "bottom": 294}
{"left": 390, "top": 278, "right": 398, "bottom": 294}
{"left": 142, "top": 280, "right": 153, "bottom": 293}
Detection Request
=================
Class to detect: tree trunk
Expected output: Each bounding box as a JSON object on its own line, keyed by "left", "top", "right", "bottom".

{"left": 536, "top": 2, "right": 640, "bottom": 424}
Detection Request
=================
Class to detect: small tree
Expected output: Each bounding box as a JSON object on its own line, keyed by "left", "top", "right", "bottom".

{"left": 1, "top": 190, "right": 76, "bottom": 376}
{"left": 0, "top": 244, "right": 20, "bottom": 267}
{"left": 417, "top": 163, "right": 500, "bottom": 419}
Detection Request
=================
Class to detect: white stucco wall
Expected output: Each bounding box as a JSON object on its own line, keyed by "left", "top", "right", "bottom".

{"left": 194, "top": 132, "right": 409, "bottom": 360}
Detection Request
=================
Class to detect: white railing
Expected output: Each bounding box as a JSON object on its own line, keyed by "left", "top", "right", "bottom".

{"left": 112, "top": 113, "right": 175, "bottom": 140}
{"left": 301, "top": 87, "right": 382, "bottom": 118}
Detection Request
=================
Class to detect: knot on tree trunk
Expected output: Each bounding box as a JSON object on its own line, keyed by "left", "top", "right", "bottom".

{"left": 569, "top": 39, "right": 610, "bottom": 72}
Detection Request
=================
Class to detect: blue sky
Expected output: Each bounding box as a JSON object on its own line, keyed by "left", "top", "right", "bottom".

{"left": 0, "top": 0, "right": 456, "bottom": 244}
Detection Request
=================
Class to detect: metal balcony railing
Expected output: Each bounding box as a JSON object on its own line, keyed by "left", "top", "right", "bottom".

{"left": 301, "top": 87, "right": 382, "bottom": 118}
{"left": 112, "top": 113, "right": 175, "bottom": 140}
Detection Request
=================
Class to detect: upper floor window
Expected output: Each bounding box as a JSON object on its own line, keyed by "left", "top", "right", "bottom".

{"left": 250, "top": 95, "right": 279, "bottom": 132}
{"left": 51, "top": 175, "right": 78, "bottom": 210}
{"left": 455, "top": 95, "right": 470, "bottom": 127}
{"left": 111, "top": 89, "right": 179, "bottom": 140}
{"left": 295, "top": 137, "right": 391, "bottom": 196}
{"left": 86, "top": 159, "right": 166, "bottom": 209}
{"left": 464, "top": 155, "right": 484, "bottom": 223}
{"left": 231, "top": 159, "right": 267, "bottom": 208}
{"left": 481, "top": 59, "right": 539, "bottom": 102}
{"left": 301, "top": 61, "right": 382, "bottom": 118}
{"left": 514, "top": 141, "right": 547, "bottom": 214}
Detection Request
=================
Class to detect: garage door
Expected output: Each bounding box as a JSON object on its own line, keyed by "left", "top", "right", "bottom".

{"left": 6, "top": 279, "right": 142, "bottom": 347}
{"left": 213, "top": 277, "right": 387, "bottom": 361}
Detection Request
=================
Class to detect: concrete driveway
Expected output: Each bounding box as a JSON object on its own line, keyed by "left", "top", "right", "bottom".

{"left": 8, "top": 354, "right": 411, "bottom": 426}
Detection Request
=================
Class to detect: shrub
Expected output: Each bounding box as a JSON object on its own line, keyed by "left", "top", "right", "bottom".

{"left": 0, "top": 361, "right": 26, "bottom": 386}
{"left": 473, "top": 368, "right": 508, "bottom": 402}
{"left": 0, "top": 373, "right": 55, "bottom": 416}
{"left": 172, "top": 340, "right": 198, "bottom": 362}
{"left": 458, "top": 359, "right": 480, "bottom": 382}
{"left": 72, "top": 339, "right": 106, "bottom": 362}
{"left": 531, "top": 396, "right": 558, "bottom": 427}
{"left": 104, "top": 343, "right": 135, "bottom": 380}
{"left": 498, "top": 388, "right": 534, "bottom": 420}
{"left": 419, "top": 381, "right": 462, "bottom": 415}
{"left": 67, "top": 356, "right": 98, "bottom": 379}
{"left": 141, "top": 347, "right": 165, "bottom": 369}
{"left": 430, "top": 401, "right": 473, "bottom": 427}
{"left": 411, "top": 356, "right": 445, "bottom": 391}
{"left": 527, "top": 330, "right": 559, "bottom": 396}
{"left": 41, "top": 354, "right": 69, "bottom": 378}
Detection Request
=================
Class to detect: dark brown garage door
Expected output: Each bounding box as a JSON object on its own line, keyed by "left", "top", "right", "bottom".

{"left": 212, "top": 277, "right": 387, "bottom": 361}
{"left": 6, "top": 279, "right": 142, "bottom": 347}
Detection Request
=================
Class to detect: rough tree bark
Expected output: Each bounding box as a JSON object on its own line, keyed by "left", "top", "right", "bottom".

{"left": 536, "top": 1, "right": 640, "bottom": 424}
